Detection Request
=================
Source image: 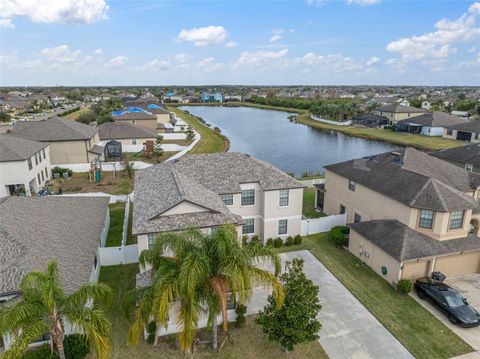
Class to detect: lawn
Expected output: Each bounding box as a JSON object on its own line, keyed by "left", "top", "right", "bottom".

{"left": 53, "top": 170, "right": 133, "bottom": 195}
{"left": 302, "top": 188, "right": 325, "bottom": 219}
{"left": 105, "top": 203, "right": 126, "bottom": 247}
{"left": 121, "top": 151, "right": 179, "bottom": 164}
{"left": 167, "top": 106, "right": 229, "bottom": 154}
{"left": 63, "top": 107, "right": 93, "bottom": 121}
{"left": 278, "top": 234, "right": 473, "bottom": 359}
{"left": 126, "top": 201, "right": 136, "bottom": 245}
{"left": 99, "top": 264, "right": 328, "bottom": 359}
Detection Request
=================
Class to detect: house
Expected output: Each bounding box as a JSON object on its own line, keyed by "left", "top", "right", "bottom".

{"left": 375, "top": 104, "right": 427, "bottom": 125}
{"left": 141, "top": 104, "right": 171, "bottom": 124}
{"left": 452, "top": 111, "right": 471, "bottom": 119}
{"left": 432, "top": 143, "right": 480, "bottom": 173}
{"left": 98, "top": 122, "right": 157, "bottom": 151}
{"left": 0, "top": 196, "right": 110, "bottom": 349}
{"left": 368, "top": 96, "right": 410, "bottom": 107}
{"left": 133, "top": 153, "right": 304, "bottom": 252}
{"left": 396, "top": 112, "right": 468, "bottom": 136}
{"left": 201, "top": 92, "right": 223, "bottom": 103}
{"left": 0, "top": 134, "right": 51, "bottom": 197}
{"left": 112, "top": 108, "right": 158, "bottom": 131}
{"left": 351, "top": 114, "right": 389, "bottom": 128}
{"left": 223, "top": 94, "right": 243, "bottom": 102}
{"left": 11, "top": 117, "right": 103, "bottom": 165}
{"left": 442, "top": 121, "right": 480, "bottom": 142}
{"left": 321, "top": 148, "right": 480, "bottom": 285}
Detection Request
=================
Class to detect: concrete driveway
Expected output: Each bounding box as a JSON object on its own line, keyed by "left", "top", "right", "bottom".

{"left": 411, "top": 274, "right": 480, "bottom": 357}
{"left": 279, "top": 251, "right": 412, "bottom": 359}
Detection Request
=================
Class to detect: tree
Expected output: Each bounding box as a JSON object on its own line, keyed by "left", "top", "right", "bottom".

{"left": 76, "top": 111, "right": 97, "bottom": 125}
{"left": 257, "top": 258, "right": 321, "bottom": 352}
{"left": 154, "top": 135, "right": 164, "bottom": 159}
{"left": 185, "top": 126, "right": 195, "bottom": 141}
{"left": 409, "top": 98, "right": 422, "bottom": 108}
{"left": 126, "top": 225, "right": 284, "bottom": 353}
{"left": 0, "top": 261, "right": 112, "bottom": 359}
{"left": 0, "top": 111, "right": 11, "bottom": 123}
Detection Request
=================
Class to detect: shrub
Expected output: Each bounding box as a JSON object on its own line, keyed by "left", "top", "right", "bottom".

{"left": 146, "top": 321, "right": 157, "bottom": 344}
{"left": 294, "top": 235, "right": 302, "bottom": 245}
{"left": 51, "top": 166, "right": 73, "bottom": 178}
{"left": 64, "top": 334, "right": 90, "bottom": 359}
{"left": 235, "top": 304, "right": 247, "bottom": 327}
{"left": 250, "top": 235, "right": 261, "bottom": 245}
{"left": 286, "top": 236, "right": 294, "bottom": 246}
{"left": 266, "top": 238, "right": 274, "bottom": 247}
{"left": 23, "top": 345, "right": 58, "bottom": 359}
{"left": 330, "top": 226, "right": 348, "bottom": 248}
{"left": 242, "top": 235, "right": 248, "bottom": 246}
{"left": 397, "top": 279, "right": 413, "bottom": 294}
{"left": 274, "top": 238, "right": 283, "bottom": 248}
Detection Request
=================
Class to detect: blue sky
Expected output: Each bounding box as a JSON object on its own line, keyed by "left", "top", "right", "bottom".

{"left": 1, "top": 0, "right": 479, "bottom": 86}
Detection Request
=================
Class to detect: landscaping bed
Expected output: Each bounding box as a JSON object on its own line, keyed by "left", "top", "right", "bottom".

{"left": 52, "top": 170, "right": 133, "bottom": 195}
{"left": 121, "top": 151, "right": 178, "bottom": 164}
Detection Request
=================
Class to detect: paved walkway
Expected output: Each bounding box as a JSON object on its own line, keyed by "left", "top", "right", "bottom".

{"left": 279, "top": 251, "right": 413, "bottom": 359}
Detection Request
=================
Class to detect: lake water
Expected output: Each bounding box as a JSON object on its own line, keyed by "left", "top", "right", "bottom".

{"left": 180, "top": 106, "right": 398, "bottom": 176}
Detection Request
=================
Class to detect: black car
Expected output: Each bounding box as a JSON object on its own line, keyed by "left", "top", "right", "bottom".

{"left": 415, "top": 277, "right": 480, "bottom": 328}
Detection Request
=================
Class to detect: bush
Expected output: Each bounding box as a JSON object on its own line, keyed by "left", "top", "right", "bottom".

{"left": 266, "top": 238, "right": 274, "bottom": 247}
{"left": 146, "top": 321, "right": 157, "bottom": 344}
{"left": 51, "top": 166, "right": 73, "bottom": 178}
{"left": 274, "top": 238, "right": 283, "bottom": 248}
{"left": 250, "top": 235, "right": 261, "bottom": 245}
{"left": 330, "top": 226, "right": 348, "bottom": 248}
{"left": 286, "top": 236, "right": 294, "bottom": 246}
{"left": 23, "top": 345, "right": 58, "bottom": 359}
{"left": 397, "top": 279, "right": 413, "bottom": 294}
{"left": 235, "top": 304, "right": 247, "bottom": 327}
{"left": 294, "top": 235, "right": 302, "bottom": 245}
{"left": 22, "top": 335, "right": 89, "bottom": 359}
{"left": 242, "top": 235, "right": 248, "bottom": 246}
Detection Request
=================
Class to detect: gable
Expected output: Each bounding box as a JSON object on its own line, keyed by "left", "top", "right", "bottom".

{"left": 161, "top": 200, "right": 212, "bottom": 216}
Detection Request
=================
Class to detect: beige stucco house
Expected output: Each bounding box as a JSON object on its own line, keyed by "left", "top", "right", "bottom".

{"left": 321, "top": 148, "right": 480, "bottom": 285}
{"left": 0, "top": 134, "right": 51, "bottom": 197}
{"left": 375, "top": 104, "right": 427, "bottom": 125}
{"left": 98, "top": 122, "right": 157, "bottom": 146}
{"left": 442, "top": 121, "right": 480, "bottom": 143}
{"left": 11, "top": 117, "right": 103, "bottom": 164}
{"left": 112, "top": 107, "right": 171, "bottom": 133}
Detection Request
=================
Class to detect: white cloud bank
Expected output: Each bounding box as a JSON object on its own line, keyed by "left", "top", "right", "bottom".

{"left": 40, "top": 45, "right": 81, "bottom": 63}
{"left": 177, "top": 25, "right": 228, "bottom": 47}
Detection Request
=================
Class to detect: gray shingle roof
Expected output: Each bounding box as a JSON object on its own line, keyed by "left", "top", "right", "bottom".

{"left": 379, "top": 104, "right": 427, "bottom": 114}
{"left": 350, "top": 220, "right": 480, "bottom": 261}
{"left": 447, "top": 120, "right": 480, "bottom": 132}
{"left": 133, "top": 153, "right": 303, "bottom": 235}
{"left": 0, "top": 196, "right": 109, "bottom": 296}
{"left": 0, "top": 134, "right": 48, "bottom": 162}
{"left": 432, "top": 143, "right": 480, "bottom": 167}
{"left": 98, "top": 122, "right": 157, "bottom": 140}
{"left": 11, "top": 117, "right": 98, "bottom": 142}
{"left": 325, "top": 148, "right": 479, "bottom": 212}
{"left": 113, "top": 112, "right": 157, "bottom": 121}
{"left": 397, "top": 112, "right": 468, "bottom": 127}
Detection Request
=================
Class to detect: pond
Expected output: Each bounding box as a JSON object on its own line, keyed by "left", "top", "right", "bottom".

{"left": 180, "top": 106, "right": 399, "bottom": 176}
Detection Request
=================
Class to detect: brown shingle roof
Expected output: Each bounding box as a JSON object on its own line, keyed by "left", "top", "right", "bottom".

{"left": 98, "top": 122, "right": 157, "bottom": 140}
{"left": 0, "top": 133, "right": 48, "bottom": 162}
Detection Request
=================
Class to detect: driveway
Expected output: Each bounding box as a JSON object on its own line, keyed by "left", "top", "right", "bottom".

{"left": 277, "top": 251, "right": 412, "bottom": 359}
{"left": 411, "top": 273, "right": 480, "bottom": 356}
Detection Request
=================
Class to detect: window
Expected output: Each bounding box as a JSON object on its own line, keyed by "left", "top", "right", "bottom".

{"left": 226, "top": 292, "right": 236, "bottom": 310}
{"left": 348, "top": 180, "right": 356, "bottom": 191}
{"left": 41, "top": 170, "right": 44, "bottom": 182}
{"left": 38, "top": 152, "right": 42, "bottom": 163}
{"left": 278, "top": 219, "right": 288, "bottom": 235}
{"left": 220, "top": 194, "right": 233, "bottom": 206}
{"left": 27, "top": 158, "right": 32, "bottom": 170}
{"left": 35, "top": 153, "right": 38, "bottom": 165}
{"left": 340, "top": 205, "right": 346, "bottom": 214}
{"left": 45, "top": 168, "right": 49, "bottom": 180}
{"left": 37, "top": 173, "right": 41, "bottom": 184}
{"left": 42, "top": 149, "right": 46, "bottom": 160}
{"left": 354, "top": 213, "right": 361, "bottom": 223}
{"left": 148, "top": 234, "right": 156, "bottom": 248}
{"left": 419, "top": 209, "right": 434, "bottom": 229}
{"left": 449, "top": 211, "right": 465, "bottom": 230}
{"left": 447, "top": 129, "right": 453, "bottom": 136}
{"left": 241, "top": 189, "right": 255, "bottom": 206}
{"left": 242, "top": 218, "right": 254, "bottom": 234}
{"left": 132, "top": 139, "right": 137, "bottom": 145}
{"left": 279, "top": 190, "right": 289, "bottom": 206}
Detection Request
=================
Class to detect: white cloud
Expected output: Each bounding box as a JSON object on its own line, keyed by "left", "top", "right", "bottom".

{"left": 106, "top": 55, "right": 127, "bottom": 67}
{"left": 136, "top": 58, "right": 170, "bottom": 71}
{"left": 226, "top": 41, "right": 237, "bottom": 48}
{"left": 269, "top": 34, "right": 282, "bottom": 43}
{"left": 0, "top": 18, "right": 14, "bottom": 28}
{"left": 298, "top": 52, "right": 363, "bottom": 72}
{"left": 93, "top": 49, "right": 102, "bottom": 55}
{"left": 237, "top": 49, "right": 288, "bottom": 67}
{"left": 387, "top": 2, "right": 480, "bottom": 61}
{"left": 0, "top": 0, "right": 109, "bottom": 25}
{"left": 196, "top": 57, "right": 224, "bottom": 72}
{"left": 347, "top": 0, "right": 382, "bottom": 5}
{"left": 366, "top": 56, "right": 380, "bottom": 66}
{"left": 40, "top": 45, "right": 81, "bottom": 63}
{"left": 177, "top": 25, "right": 228, "bottom": 47}
{"left": 269, "top": 29, "right": 294, "bottom": 43}
{"left": 174, "top": 53, "right": 189, "bottom": 62}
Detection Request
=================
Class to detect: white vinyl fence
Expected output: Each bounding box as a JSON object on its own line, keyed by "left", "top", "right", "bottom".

{"left": 300, "top": 213, "right": 347, "bottom": 236}
{"left": 99, "top": 245, "right": 139, "bottom": 266}
{"left": 298, "top": 178, "right": 325, "bottom": 188}
{"left": 310, "top": 115, "right": 352, "bottom": 126}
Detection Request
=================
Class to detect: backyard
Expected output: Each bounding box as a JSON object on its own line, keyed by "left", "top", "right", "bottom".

{"left": 121, "top": 151, "right": 178, "bottom": 164}
{"left": 53, "top": 170, "right": 133, "bottom": 195}
{"left": 99, "top": 264, "right": 328, "bottom": 359}
{"left": 303, "top": 187, "right": 325, "bottom": 219}
{"left": 278, "top": 234, "right": 473, "bottom": 359}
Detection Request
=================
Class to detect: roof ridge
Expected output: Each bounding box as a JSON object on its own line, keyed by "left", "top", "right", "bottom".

{"left": 56, "top": 117, "right": 91, "bottom": 138}
{"left": 171, "top": 168, "right": 186, "bottom": 198}
{"left": 430, "top": 179, "right": 448, "bottom": 211}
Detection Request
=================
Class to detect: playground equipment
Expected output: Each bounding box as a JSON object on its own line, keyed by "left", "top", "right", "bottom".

{"left": 89, "top": 158, "right": 102, "bottom": 184}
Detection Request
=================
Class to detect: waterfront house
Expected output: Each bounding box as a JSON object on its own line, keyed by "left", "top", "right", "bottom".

{"left": 321, "top": 148, "right": 480, "bottom": 284}
{"left": 0, "top": 196, "right": 110, "bottom": 350}
{"left": 442, "top": 121, "right": 480, "bottom": 142}
{"left": 396, "top": 111, "right": 468, "bottom": 136}
{"left": 98, "top": 122, "right": 157, "bottom": 151}
{"left": 0, "top": 134, "right": 51, "bottom": 197}
{"left": 351, "top": 114, "right": 389, "bottom": 128}
{"left": 432, "top": 143, "right": 480, "bottom": 173}
{"left": 11, "top": 117, "right": 103, "bottom": 165}
{"left": 374, "top": 104, "right": 427, "bottom": 125}
{"left": 201, "top": 92, "right": 223, "bottom": 103}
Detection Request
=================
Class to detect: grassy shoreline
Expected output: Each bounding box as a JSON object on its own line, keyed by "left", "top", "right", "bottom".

{"left": 170, "top": 102, "right": 463, "bottom": 151}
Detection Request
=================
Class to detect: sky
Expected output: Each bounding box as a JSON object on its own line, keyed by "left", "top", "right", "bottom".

{"left": 0, "top": 0, "right": 480, "bottom": 86}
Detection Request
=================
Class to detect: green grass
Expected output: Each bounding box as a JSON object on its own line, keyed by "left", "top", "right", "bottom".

{"left": 126, "top": 201, "right": 136, "bottom": 245}
{"left": 105, "top": 203, "right": 126, "bottom": 247}
{"left": 302, "top": 188, "right": 325, "bottom": 219}
{"left": 167, "top": 106, "right": 228, "bottom": 154}
{"left": 278, "top": 234, "right": 473, "bottom": 359}
{"left": 99, "top": 264, "right": 328, "bottom": 359}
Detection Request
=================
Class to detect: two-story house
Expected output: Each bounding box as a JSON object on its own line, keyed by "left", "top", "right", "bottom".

{"left": 321, "top": 148, "right": 480, "bottom": 285}
{"left": 374, "top": 104, "right": 427, "bottom": 126}
{"left": 0, "top": 134, "right": 51, "bottom": 197}
{"left": 11, "top": 117, "right": 103, "bottom": 165}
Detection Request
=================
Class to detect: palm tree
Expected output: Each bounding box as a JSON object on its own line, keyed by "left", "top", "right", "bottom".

{"left": 127, "top": 225, "right": 284, "bottom": 353}
{"left": 0, "top": 261, "right": 112, "bottom": 359}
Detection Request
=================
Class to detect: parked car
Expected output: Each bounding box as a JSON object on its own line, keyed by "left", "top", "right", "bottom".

{"left": 415, "top": 277, "right": 480, "bottom": 328}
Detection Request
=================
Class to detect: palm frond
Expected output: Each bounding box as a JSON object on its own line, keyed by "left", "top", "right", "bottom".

{"left": 0, "top": 320, "right": 48, "bottom": 359}
{"left": 64, "top": 283, "right": 113, "bottom": 309}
